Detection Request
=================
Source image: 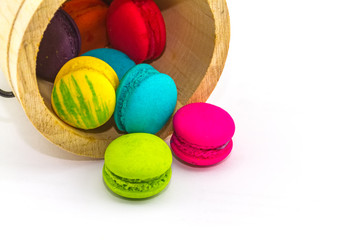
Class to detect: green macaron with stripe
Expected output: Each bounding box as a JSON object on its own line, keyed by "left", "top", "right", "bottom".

{"left": 103, "top": 133, "right": 172, "bottom": 199}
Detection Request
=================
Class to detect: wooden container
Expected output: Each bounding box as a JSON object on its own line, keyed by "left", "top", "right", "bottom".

{"left": 0, "top": 0, "right": 230, "bottom": 158}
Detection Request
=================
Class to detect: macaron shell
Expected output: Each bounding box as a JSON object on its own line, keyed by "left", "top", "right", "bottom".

{"left": 55, "top": 56, "right": 119, "bottom": 90}
{"left": 63, "top": 0, "right": 109, "bottom": 54}
{"left": 82, "top": 48, "right": 136, "bottom": 81}
{"left": 104, "top": 133, "right": 172, "bottom": 180}
{"left": 114, "top": 64, "right": 158, "bottom": 131}
{"left": 107, "top": 0, "right": 149, "bottom": 63}
{"left": 107, "top": 0, "right": 166, "bottom": 63}
{"left": 114, "top": 64, "right": 177, "bottom": 134}
{"left": 173, "top": 103, "right": 235, "bottom": 147}
{"left": 122, "top": 73, "right": 177, "bottom": 134}
{"left": 171, "top": 136, "right": 234, "bottom": 166}
{"left": 134, "top": 0, "right": 166, "bottom": 60}
{"left": 51, "top": 70, "right": 116, "bottom": 130}
{"left": 36, "top": 9, "right": 81, "bottom": 81}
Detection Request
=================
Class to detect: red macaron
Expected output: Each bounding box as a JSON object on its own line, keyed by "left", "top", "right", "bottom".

{"left": 107, "top": 0, "right": 166, "bottom": 64}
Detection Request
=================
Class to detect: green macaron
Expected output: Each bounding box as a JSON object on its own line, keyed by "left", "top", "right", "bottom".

{"left": 103, "top": 133, "right": 172, "bottom": 199}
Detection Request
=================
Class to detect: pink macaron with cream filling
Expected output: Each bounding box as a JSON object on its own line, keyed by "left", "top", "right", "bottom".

{"left": 170, "top": 103, "right": 235, "bottom": 166}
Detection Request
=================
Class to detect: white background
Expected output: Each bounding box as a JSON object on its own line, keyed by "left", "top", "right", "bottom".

{"left": 1, "top": 0, "right": 360, "bottom": 239}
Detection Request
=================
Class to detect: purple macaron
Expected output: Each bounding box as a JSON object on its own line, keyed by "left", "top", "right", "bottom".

{"left": 36, "top": 9, "right": 81, "bottom": 81}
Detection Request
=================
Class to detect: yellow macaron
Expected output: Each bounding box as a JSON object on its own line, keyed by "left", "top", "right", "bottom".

{"left": 51, "top": 56, "right": 118, "bottom": 130}
{"left": 55, "top": 56, "right": 119, "bottom": 89}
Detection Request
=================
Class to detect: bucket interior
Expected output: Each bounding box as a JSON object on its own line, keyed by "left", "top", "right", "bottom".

{"left": 36, "top": 0, "right": 216, "bottom": 140}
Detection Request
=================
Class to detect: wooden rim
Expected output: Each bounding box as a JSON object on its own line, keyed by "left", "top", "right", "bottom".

{"left": 189, "top": 0, "right": 230, "bottom": 103}
{"left": 8, "top": 0, "right": 230, "bottom": 158}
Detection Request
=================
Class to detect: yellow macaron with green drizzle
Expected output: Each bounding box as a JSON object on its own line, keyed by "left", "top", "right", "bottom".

{"left": 51, "top": 56, "right": 119, "bottom": 130}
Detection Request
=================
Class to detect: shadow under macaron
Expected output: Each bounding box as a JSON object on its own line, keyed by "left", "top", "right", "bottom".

{"left": 170, "top": 149, "right": 233, "bottom": 171}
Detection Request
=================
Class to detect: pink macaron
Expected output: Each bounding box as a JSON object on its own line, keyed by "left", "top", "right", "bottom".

{"left": 170, "top": 103, "right": 235, "bottom": 166}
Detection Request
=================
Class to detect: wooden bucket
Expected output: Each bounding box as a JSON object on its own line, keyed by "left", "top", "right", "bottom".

{"left": 0, "top": 0, "right": 230, "bottom": 158}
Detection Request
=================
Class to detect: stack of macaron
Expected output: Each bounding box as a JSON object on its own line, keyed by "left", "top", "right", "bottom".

{"left": 51, "top": 49, "right": 177, "bottom": 133}
{"left": 170, "top": 103, "right": 235, "bottom": 166}
{"left": 39, "top": 0, "right": 174, "bottom": 132}
{"left": 36, "top": 0, "right": 235, "bottom": 200}
{"left": 37, "top": 0, "right": 167, "bottom": 82}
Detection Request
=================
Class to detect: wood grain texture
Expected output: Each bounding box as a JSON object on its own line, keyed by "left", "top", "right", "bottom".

{"left": 0, "top": 0, "right": 24, "bottom": 93}
{"left": 188, "top": 0, "right": 231, "bottom": 103}
{"left": 0, "top": 0, "right": 230, "bottom": 158}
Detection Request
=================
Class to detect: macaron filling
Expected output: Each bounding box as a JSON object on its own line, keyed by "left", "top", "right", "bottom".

{"left": 115, "top": 65, "right": 159, "bottom": 131}
{"left": 58, "top": 10, "right": 82, "bottom": 59}
{"left": 103, "top": 165, "right": 171, "bottom": 192}
{"left": 171, "top": 132, "right": 231, "bottom": 159}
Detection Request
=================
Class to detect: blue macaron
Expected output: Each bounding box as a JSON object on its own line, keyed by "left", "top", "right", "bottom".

{"left": 114, "top": 64, "right": 178, "bottom": 134}
{"left": 82, "top": 48, "right": 136, "bottom": 80}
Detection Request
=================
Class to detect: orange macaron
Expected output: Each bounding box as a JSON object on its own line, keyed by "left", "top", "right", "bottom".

{"left": 62, "top": 0, "right": 109, "bottom": 54}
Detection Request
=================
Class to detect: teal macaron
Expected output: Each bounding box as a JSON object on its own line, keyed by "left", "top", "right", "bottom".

{"left": 114, "top": 64, "right": 178, "bottom": 134}
{"left": 82, "top": 48, "right": 136, "bottom": 80}
{"left": 103, "top": 133, "right": 173, "bottom": 199}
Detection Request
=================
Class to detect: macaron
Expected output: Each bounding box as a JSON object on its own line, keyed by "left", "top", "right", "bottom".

{"left": 114, "top": 64, "right": 177, "bottom": 134}
{"left": 103, "top": 133, "right": 172, "bottom": 199}
{"left": 36, "top": 9, "right": 81, "bottom": 82}
{"left": 107, "top": 0, "right": 166, "bottom": 64}
{"left": 63, "top": 0, "right": 109, "bottom": 54}
{"left": 82, "top": 48, "right": 136, "bottom": 81}
{"left": 51, "top": 56, "right": 119, "bottom": 130}
{"left": 170, "top": 103, "right": 235, "bottom": 166}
